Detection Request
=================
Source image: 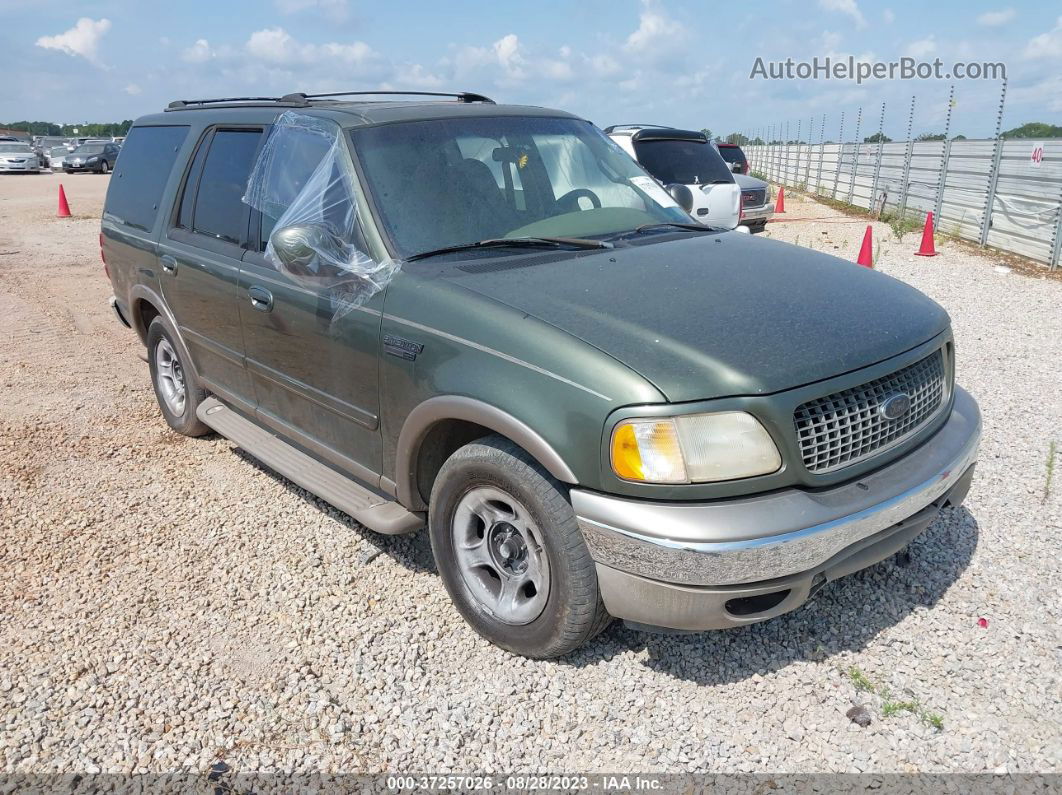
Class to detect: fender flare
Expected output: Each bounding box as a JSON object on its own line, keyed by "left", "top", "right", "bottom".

{"left": 128, "top": 284, "right": 200, "bottom": 382}
{"left": 394, "top": 395, "right": 578, "bottom": 509}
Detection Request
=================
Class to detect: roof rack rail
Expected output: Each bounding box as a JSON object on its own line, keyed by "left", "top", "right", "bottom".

{"left": 602, "top": 123, "right": 675, "bottom": 134}
{"left": 278, "top": 90, "right": 495, "bottom": 104}
{"left": 166, "top": 96, "right": 286, "bottom": 110}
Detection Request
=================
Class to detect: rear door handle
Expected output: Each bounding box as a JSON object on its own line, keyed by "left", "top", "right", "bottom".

{"left": 248, "top": 285, "right": 274, "bottom": 312}
{"left": 160, "top": 255, "right": 178, "bottom": 274}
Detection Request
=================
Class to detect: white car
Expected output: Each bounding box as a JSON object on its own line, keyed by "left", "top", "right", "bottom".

{"left": 0, "top": 143, "right": 41, "bottom": 173}
{"left": 605, "top": 125, "right": 741, "bottom": 230}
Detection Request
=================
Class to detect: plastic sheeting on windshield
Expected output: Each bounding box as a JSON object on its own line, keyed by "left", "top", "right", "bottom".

{"left": 242, "top": 111, "right": 398, "bottom": 316}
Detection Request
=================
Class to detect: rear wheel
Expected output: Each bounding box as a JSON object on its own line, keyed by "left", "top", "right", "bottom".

{"left": 146, "top": 317, "right": 210, "bottom": 436}
{"left": 99, "top": 160, "right": 109, "bottom": 174}
{"left": 429, "top": 435, "right": 611, "bottom": 658}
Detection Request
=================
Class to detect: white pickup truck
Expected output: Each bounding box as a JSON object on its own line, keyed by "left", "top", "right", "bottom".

{"left": 605, "top": 125, "right": 741, "bottom": 230}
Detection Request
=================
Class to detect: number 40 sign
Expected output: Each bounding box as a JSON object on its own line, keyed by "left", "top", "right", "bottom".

{"left": 1030, "top": 144, "right": 1045, "bottom": 168}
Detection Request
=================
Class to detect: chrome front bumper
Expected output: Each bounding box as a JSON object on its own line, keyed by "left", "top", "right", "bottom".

{"left": 740, "top": 203, "right": 773, "bottom": 223}
{"left": 572, "top": 386, "right": 980, "bottom": 629}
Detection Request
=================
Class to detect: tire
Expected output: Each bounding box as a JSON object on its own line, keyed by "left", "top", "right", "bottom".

{"left": 146, "top": 317, "right": 210, "bottom": 436}
{"left": 428, "top": 435, "right": 611, "bottom": 658}
{"left": 99, "top": 160, "right": 109, "bottom": 174}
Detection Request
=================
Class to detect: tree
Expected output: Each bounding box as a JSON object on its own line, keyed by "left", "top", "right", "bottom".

{"left": 951, "top": 134, "right": 966, "bottom": 141}
{"left": 1001, "top": 122, "right": 1062, "bottom": 139}
{"left": 699, "top": 128, "right": 712, "bottom": 141}
{"left": 915, "top": 132, "right": 946, "bottom": 141}
{"left": 864, "top": 132, "right": 892, "bottom": 143}
{"left": 725, "top": 132, "right": 749, "bottom": 145}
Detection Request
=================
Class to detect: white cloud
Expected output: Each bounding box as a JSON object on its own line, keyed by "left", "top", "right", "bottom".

{"left": 588, "top": 54, "right": 621, "bottom": 77}
{"left": 882, "top": 8, "right": 895, "bottom": 24}
{"left": 904, "top": 36, "right": 936, "bottom": 58}
{"left": 493, "top": 33, "right": 525, "bottom": 77}
{"left": 817, "top": 0, "right": 866, "bottom": 29}
{"left": 274, "top": 0, "right": 349, "bottom": 21}
{"left": 181, "top": 38, "right": 215, "bottom": 63}
{"left": 124, "top": 83, "right": 142, "bottom": 95}
{"left": 625, "top": 0, "right": 684, "bottom": 52}
{"left": 977, "top": 8, "right": 1015, "bottom": 27}
{"left": 244, "top": 27, "right": 375, "bottom": 65}
{"left": 1023, "top": 16, "right": 1062, "bottom": 59}
{"left": 35, "top": 17, "right": 111, "bottom": 65}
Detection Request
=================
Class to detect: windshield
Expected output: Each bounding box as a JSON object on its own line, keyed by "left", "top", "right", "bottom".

{"left": 0, "top": 144, "right": 31, "bottom": 153}
{"left": 351, "top": 116, "right": 690, "bottom": 258}
{"left": 74, "top": 144, "right": 106, "bottom": 154}
{"left": 50, "top": 147, "right": 68, "bottom": 155}
{"left": 632, "top": 139, "right": 734, "bottom": 186}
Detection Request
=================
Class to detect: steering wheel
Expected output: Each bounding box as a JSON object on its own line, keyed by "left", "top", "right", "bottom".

{"left": 556, "top": 188, "right": 602, "bottom": 212}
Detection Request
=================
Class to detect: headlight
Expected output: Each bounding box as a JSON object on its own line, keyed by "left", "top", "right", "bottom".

{"left": 86, "top": 156, "right": 98, "bottom": 163}
{"left": 611, "top": 412, "right": 781, "bottom": 483}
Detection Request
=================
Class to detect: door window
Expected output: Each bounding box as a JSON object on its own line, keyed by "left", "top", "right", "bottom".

{"left": 188, "top": 129, "right": 262, "bottom": 245}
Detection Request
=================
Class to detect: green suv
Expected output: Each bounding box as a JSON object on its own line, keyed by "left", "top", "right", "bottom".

{"left": 102, "top": 91, "right": 981, "bottom": 658}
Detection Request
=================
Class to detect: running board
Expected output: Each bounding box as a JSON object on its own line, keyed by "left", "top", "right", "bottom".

{"left": 196, "top": 397, "right": 424, "bottom": 535}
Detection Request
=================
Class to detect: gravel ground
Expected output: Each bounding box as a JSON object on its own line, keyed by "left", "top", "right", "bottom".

{"left": 1, "top": 174, "right": 1060, "bottom": 775}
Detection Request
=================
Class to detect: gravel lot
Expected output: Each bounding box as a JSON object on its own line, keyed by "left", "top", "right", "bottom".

{"left": 1, "top": 173, "right": 1060, "bottom": 776}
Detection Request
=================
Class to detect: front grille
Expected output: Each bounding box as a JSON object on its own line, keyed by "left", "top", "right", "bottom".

{"left": 741, "top": 188, "right": 766, "bottom": 208}
{"left": 794, "top": 349, "right": 946, "bottom": 473}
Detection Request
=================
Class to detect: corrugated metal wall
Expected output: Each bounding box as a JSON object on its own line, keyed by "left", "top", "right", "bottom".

{"left": 746, "top": 139, "right": 1062, "bottom": 270}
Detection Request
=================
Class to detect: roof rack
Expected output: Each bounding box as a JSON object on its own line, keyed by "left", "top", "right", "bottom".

{"left": 165, "top": 90, "right": 495, "bottom": 111}
{"left": 280, "top": 90, "right": 495, "bottom": 104}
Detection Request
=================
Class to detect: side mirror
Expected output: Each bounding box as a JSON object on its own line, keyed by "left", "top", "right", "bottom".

{"left": 270, "top": 224, "right": 346, "bottom": 279}
{"left": 665, "top": 183, "right": 695, "bottom": 214}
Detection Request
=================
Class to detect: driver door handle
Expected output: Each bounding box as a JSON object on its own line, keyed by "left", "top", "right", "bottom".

{"left": 160, "top": 255, "right": 178, "bottom": 274}
{"left": 248, "top": 285, "right": 274, "bottom": 312}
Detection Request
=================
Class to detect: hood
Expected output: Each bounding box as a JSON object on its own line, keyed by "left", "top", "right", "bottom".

{"left": 733, "top": 173, "right": 768, "bottom": 190}
{"left": 444, "top": 233, "right": 949, "bottom": 402}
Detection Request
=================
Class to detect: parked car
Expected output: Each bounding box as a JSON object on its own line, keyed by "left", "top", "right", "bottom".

{"left": 0, "top": 135, "right": 21, "bottom": 143}
{"left": 33, "top": 136, "right": 67, "bottom": 162}
{"left": 103, "top": 91, "right": 980, "bottom": 658}
{"left": 0, "top": 142, "right": 41, "bottom": 173}
{"left": 716, "top": 141, "right": 749, "bottom": 174}
{"left": 45, "top": 145, "right": 70, "bottom": 170}
{"left": 605, "top": 125, "right": 741, "bottom": 230}
{"left": 721, "top": 156, "right": 774, "bottom": 232}
{"left": 64, "top": 141, "right": 121, "bottom": 174}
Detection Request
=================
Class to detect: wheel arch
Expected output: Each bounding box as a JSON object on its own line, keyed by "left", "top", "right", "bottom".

{"left": 394, "top": 396, "right": 578, "bottom": 511}
{"left": 128, "top": 285, "right": 200, "bottom": 381}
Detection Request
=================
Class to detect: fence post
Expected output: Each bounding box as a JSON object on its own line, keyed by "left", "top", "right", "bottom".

{"left": 979, "top": 78, "right": 1008, "bottom": 247}
{"left": 870, "top": 102, "right": 886, "bottom": 215}
{"left": 784, "top": 120, "right": 791, "bottom": 186}
{"left": 933, "top": 85, "right": 956, "bottom": 230}
{"left": 847, "top": 106, "right": 863, "bottom": 205}
{"left": 795, "top": 119, "right": 803, "bottom": 188}
{"left": 814, "top": 114, "right": 826, "bottom": 194}
{"left": 898, "top": 95, "right": 916, "bottom": 218}
{"left": 832, "top": 111, "right": 846, "bottom": 200}
{"left": 803, "top": 115, "right": 814, "bottom": 187}
{"left": 1050, "top": 188, "right": 1062, "bottom": 271}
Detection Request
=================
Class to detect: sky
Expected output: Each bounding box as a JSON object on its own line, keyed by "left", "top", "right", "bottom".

{"left": 2, "top": 0, "right": 1061, "bottom": 141}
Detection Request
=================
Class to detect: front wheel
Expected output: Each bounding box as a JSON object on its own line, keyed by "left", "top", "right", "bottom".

{"left": 99, "top": 160, "right": 109, "bottom": 174}
{"left": 428, "top": 435, "right": 611, "bottom": 658}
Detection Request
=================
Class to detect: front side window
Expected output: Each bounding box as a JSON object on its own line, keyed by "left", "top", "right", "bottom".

{"left": 351, "top": 116, "right": 690, "bottom": 258}
{"left": 632, "top": 138, "right": 734, "bottom": 186}
{"left": 189, "top": 129, "right": 262, "bottom": 244}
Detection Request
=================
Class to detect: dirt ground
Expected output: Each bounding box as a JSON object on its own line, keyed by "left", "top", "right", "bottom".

{"left": 1, "top": 172, "right": 1059, "bottom": 776}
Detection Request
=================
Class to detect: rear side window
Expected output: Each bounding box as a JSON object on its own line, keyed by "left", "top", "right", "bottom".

{"left": 104, "top": 125, "right": 189, "bottom": 232}
{"left": 633, "top": 138, "right": 734, "bottom": 186}
{"left": 188, "top": 129, "right": 262, "bottom": 244}
{"left": 717, "top": 145, "right": 748, "bottom": 168}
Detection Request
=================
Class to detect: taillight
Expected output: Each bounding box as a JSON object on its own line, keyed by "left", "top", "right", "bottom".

{"left": 100, "top": 232, "right": 109, "bottom": 279}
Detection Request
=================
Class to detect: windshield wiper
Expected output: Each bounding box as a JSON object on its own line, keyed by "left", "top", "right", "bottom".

{"left": 606, "top": 222, "right": 715, "bottom": 242}
{"left": 406, "top": 236, "right": 612, "bottom": 262}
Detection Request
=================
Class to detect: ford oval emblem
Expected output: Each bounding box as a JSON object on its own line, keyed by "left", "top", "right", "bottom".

{"left": 880, "top": 393, "right": 912, "bottom": 421}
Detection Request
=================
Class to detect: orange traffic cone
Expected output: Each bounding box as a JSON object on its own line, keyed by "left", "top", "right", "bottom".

{"left": 57, "top": 184, "right": 71, "bottom": 218}
{"left": 914, "top": 212, "right": 938, "bottom": 257}
{"left": 775, "top": 186, "right": 786, "bottom": 213}
{"left": 856, "top": 225, "right": 873, "bottom": 268}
